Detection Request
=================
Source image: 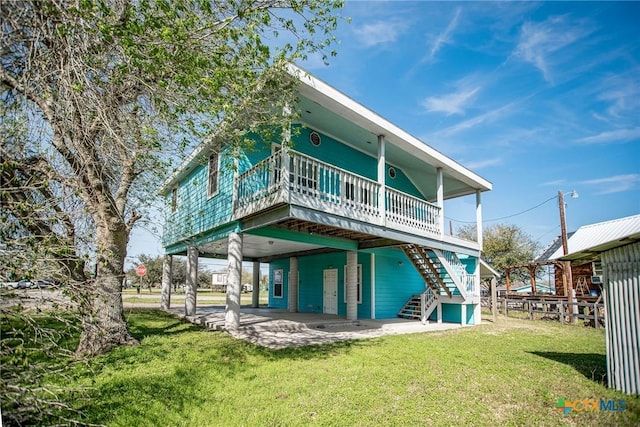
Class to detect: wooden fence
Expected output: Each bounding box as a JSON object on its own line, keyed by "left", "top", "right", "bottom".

{"left": 481, "top": 296, "right": 605, "bottom": 328}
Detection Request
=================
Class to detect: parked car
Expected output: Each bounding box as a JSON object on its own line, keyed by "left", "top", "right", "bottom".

{"left": 34, "top": 279, "right": 55, "bottom": 289}
{"left": 0, "top": 282, "right": 19, "bottom": 289}
{"left": 16, "top": 280, "right": 34, "bottom": 289}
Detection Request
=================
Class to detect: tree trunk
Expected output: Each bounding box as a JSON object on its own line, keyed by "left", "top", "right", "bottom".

{"left": 75, "top": 218, "right": 138, "bottom": 357}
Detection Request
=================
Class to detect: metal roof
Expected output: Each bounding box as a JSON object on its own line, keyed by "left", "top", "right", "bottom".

{"left": 549, "top": 214, "right": 640, "bottom": 261}
{"left": 480, "top": 258, "right": 501, "bottom": 278}
{"left": 535, "top": 233, "right": 575, "bottom": 263}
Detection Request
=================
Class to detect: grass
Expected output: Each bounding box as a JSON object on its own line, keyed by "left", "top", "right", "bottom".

{"left": 121, "top": 288, "right": 268, "bottom": 305}
{"left": 34, "top": 310, "right": 640, "bottom": 426}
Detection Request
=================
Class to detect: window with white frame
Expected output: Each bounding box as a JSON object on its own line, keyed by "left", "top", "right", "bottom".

{"left": 171, "top": 187, "right": 178, "bottom": 212}
{"left": 207, "top": 152, "right": 219, "bottom": 198}
{"left": 273, "top": 269, "right": 284, "bottom": 298}
{"left": 343, "top": 264, "right": 362, "bottom": 304}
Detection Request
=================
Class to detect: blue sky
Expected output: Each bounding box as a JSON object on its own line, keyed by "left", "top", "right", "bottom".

{"left": 303, "top": 1, "right": 639, "bottom": 245}
{"left": 127, "top": 1, "right": 639, "bottom": 267}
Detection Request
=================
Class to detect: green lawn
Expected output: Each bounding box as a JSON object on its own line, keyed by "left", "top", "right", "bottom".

{"left": 121, "top": 288, "right": 268, "bottom": 305}
{"left": 27, "top": 311, "right": 640, "bottom": 425}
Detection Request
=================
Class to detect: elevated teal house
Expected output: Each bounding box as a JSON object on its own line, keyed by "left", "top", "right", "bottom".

{"left": 159, "top": 64, "right": 492, "bottom": 330}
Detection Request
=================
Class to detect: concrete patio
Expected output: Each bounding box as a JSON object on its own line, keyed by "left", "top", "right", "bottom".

{"left": 169, "top": 305, "right": 465, "bottom": 349}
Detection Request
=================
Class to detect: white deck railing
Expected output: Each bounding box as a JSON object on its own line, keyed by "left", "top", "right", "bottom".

{"left": 235, "top": 149, "right": 442, "bottom": 237}
{"left": 385, "top": 187, "right": 441, "bottom": 235}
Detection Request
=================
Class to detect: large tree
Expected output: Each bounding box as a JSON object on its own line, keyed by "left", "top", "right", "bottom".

{"left": 1, "top": 0, "right": 342, "bottom": 356}
{"left": 458, "top": 223, "right": 540, "bottom": 283}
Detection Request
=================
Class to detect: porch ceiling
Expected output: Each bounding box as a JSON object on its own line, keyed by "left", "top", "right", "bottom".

{"left": 197, "top": 218, "right": 399, "bottom": 263}
{"left": 293, "top": 68, "right": 491, "bottom": 201}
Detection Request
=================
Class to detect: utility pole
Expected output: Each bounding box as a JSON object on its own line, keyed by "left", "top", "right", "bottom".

{"left": 558, "top": 191, "right": 569, "bottom": 256}
{"left": 558, "top": 190, "right": 572, "bottom": 297}
{"left": 559, "top": 190, "right": 576, "bottom": 323}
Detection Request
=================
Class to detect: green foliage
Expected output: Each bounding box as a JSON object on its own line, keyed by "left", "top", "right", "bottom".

{"left": 2, "top": 0, "right": 345, "bottom": 356}
{"left": 459, "top": 223, "right": 540, "bottom": 282}
{"left": 35, "top": 310, "right": 640, "bottom": 426}
{"left": 0, "top": 306, "right": 81, "bottom": 426}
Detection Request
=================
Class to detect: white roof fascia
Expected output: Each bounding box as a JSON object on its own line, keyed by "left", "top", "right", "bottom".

{"left": 159, "top": 143, "right": 208, "bottom": 195}
{"left": 480, "top": 258, "right": 501, "bottom": 278}
{"left": 287, "top": 63, "right": 492, "bottom": 192}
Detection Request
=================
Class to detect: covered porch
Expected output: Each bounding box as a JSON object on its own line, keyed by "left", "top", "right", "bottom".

{"left": 169, "top": 305, "right": 466, "bottom": 349}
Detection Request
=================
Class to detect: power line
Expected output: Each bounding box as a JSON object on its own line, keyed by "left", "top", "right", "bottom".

{"left": 446, "top": 195, "right": 558, "bottom": 224}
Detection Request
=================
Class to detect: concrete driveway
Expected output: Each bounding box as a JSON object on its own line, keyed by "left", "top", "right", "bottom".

{"left": 170, "top": 306, "right": 464, "bottom": 349}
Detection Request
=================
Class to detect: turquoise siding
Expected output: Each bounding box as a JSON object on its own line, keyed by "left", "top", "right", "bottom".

{"left": 369, "top": 247, "right": 425, "bottom": 319}
{"left": 163, "top": 140, "right": 272, "bottom": 247}
{"left": 163, "top": 149, "right": 235, "bottom": 246}
{"left": 268, "top": 248, "right": 478, "bottom": 323}
{"left": 439, "top": 304, "right": 473, "bottom": 324}
{"left": 459, "top": 254, "right": 477, "bottom": 274}
{"left": 466, "top": 305, "right": 475, "bottom": 324}
{"left": 297, "top": 252, "right": 345, "bottom": 314}
{"left": 292, "top": 126, "right": 423, "bottom": 198}
{"left": 441, "top": 304, "right": 461, "bottom": 323}
{"left": 268, "top": 251, "right": 372, "bottom": 319}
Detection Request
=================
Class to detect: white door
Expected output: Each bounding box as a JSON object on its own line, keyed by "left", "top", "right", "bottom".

{"left": 323, "top": 269, "right": 338, "bottom": 315}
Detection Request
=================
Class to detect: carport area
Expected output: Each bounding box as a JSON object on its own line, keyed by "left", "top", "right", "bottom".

{"left": 170, "top": 306, "right": 465, "bottom": 349}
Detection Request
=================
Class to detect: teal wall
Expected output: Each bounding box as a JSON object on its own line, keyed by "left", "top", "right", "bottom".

{"left": 466, "top": 305, "right": 475, "bottom": 324}
{"left": 291, "top": 126, "right": 423, "bottom": 198}
{"left": 268, "top": 251, "right": 372, "bottom": 319}
{"left": 162, "top": 151, "right": 234, "bottom": 247}
{"left": 163, "top": 140, "right": 271, "bottom": 247}
{"left": 441, "top": 304, "right": 461, "bottom": 323}
{"left": 459, "top": 254, "right": 477, "bottom": 274}
{"left": 368, "top": 247, "right": 425, "bottom": 319}
{"left": 267, "top": 248, "right": 478, "bottom": 323}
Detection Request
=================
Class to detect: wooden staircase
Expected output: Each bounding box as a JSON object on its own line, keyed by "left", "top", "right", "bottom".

{"left": 401, "top": 244, "right": 469, "bottom": 299}
{"left": 398, "top": 289, "right": 438, "bottom": 323}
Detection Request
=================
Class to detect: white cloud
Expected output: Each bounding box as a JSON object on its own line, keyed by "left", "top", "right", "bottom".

{"left": 463, "top": 157, "right": 502, "bottom": 170}
{"left": 575, "top": 127, "right": 640, "bottom": 145}
{"left": 422, "top": 87, "right": 480, "bottom": 116}
{"left": 353, "top": 21, "right": 401, "bottom": 47}
{"left": 425, "top": 7, "right": 462, "bottom": 62}
{"left": 434, "top": 101, "right": 517, "bottom": 137}
{"left": 598, "top": 72, "right": 640, "bottom": 118}
{"left": 541, "top": 179, "right": 567, "bottom": 187}
{"left": 514, "top": 15, "right": 592, "bottom": 82}
{"left": 579, "top": 174, "right": 640, "bottom": 195}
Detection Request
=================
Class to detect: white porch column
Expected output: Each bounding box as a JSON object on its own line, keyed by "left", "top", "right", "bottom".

{"left": 160, "top": 254, "right": 173, "bottom": 310}
{"left": 377, "top": 135, "right": 386, "bottom": 226}
{"left": 476, "top": 190, "right": 483, "bottom": 247}
{"left": 474, "top": 304, "right": 482, "bottom": 325}
{"left": 288, "top": 257, "right": 298, "bottom": 313}
{"left": 491, "top": 277, "right": 498, "bottom": 322}
{"left": 185, "top": 247, "right": 198, "bottom": 316}
{"left": 251, "top": 261, "right": 260, "bottom": 308}
{"left": 437, "top": 167, "right": 444, "bottom": 236}
{"left": 461, "top": 304, "right": 467, "bottom": 326}
{"left": 225, "top": 232, "right": 243, "bottom": 330}
{"left": 437, "top": 301, "right": 442, "bottom": 324}
{"left": 346, "top": 251, "right": 358, "bottom": 321}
